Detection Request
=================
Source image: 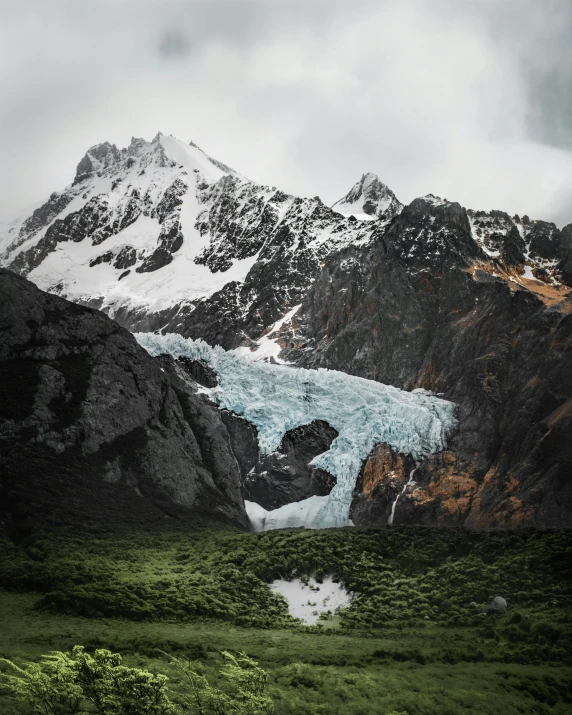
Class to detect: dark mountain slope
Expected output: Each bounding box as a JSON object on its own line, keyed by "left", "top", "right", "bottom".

{"left": 283, "top": 199, "right": 572, "bottom": 529}
{"left": 0, "top": 268, "right": 249, "bottom": 535}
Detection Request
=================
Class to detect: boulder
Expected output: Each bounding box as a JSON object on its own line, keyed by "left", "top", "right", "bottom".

{"left": 484, "top": 596, "right": 507, "bottom": 615}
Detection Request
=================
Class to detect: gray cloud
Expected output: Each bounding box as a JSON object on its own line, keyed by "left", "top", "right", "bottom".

{"left": 158, "top": 31, "right": 192, "bottom": 59}
{"left": 1, "top": 0, "right": 571, "bottom": 227}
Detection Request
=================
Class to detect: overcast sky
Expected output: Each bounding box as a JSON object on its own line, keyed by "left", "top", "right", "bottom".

{"left": 1, "top": 0, "right": 571, "bottom": 226}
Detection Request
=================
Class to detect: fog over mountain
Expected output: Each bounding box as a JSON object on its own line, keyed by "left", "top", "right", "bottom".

{"left": 1, "top": 0, "right": 572, "bottom": 226}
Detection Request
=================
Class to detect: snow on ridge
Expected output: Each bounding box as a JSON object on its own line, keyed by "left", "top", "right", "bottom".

{"left": 232, "top": 304, "right": 301, "bottom": 363}
{"left": 3, "top": 131, "right": 380, "bottom": 321}
{"left": 420, "top": 194, "right": 449, "bottom": 207}
{"left": 27, "top": 215, "right": 260, "bottom": 314}
{"left": 332, "top": 172, "right": 402, "bottom": 220}
{"left": 158, "top": 134, "right": 232, "bottom": 184}
{"left": 135, "top": 332, "right": 457, "bottom": 530}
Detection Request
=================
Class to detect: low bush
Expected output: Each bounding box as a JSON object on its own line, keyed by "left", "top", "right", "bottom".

{"left": 1, "top": 646, "right": 275, "bottom": 715}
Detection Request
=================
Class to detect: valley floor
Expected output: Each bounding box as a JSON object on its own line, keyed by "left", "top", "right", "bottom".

{"left": 1, "top": 592, "right": 570, "bottom": 715}
{"left": 0, "top": 524, "right": 570, "bottom": 714}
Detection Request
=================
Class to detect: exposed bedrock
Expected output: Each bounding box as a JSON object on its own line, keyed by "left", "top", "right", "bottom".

{"left": 349, "top": 444, "right": 416, "bottom": 526}
{"left": 0, "top": 269, "right": 249, "bottom": 535}
{"left": 220, "top": 409, "right": 260, "bottom": 479}
{"left": 176, "top": 356, "right": 218, "bottom": 388}
{"left": 287, "top": 201, "right": 572, "bottom": 529}
{"left": 242, "top": 420, "right": 338, "bottom": 510}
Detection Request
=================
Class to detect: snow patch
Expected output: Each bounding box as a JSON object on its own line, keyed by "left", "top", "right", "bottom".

{"left": 271, "top": 576, "right": 352, "bottom": 625}
{"left": 233, "top": 305, "right": 301, "bottom": 363}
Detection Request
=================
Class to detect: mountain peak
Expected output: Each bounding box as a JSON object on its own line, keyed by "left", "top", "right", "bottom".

{"left": 74, "top": 141, "right": 121, "bottom": 182}
{"left": 332, "top": 173, "right": 402, "bottom": 221}
{"left": 71, "top": 133, "right": 241, "bottom": 186}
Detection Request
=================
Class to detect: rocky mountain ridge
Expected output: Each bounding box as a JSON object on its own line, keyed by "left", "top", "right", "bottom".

{"left": 1, "top": 135, "right": 571, "bottom": 530}
{"left": 283, "top": 196, "right": 572, "bottom": 529}
{"left": 0, "top": 133, "right": 384, "bottom": 346}
{"left": 4, "top": 133, "right": 569, "bottom": 352}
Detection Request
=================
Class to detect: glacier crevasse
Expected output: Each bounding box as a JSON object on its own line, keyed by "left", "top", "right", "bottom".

{"left": 135, "top": 333, "right": 457, "bottom": 530}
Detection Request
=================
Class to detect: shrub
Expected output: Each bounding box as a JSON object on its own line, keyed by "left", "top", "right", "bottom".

{"left": 1, "top": 645, "right": 175, "bottom": 715}
{"left": 169, "top": 650, "right": 274, "bottom": 714}
{"left": 2, "top": 646, "right": 275, "bottom": 715}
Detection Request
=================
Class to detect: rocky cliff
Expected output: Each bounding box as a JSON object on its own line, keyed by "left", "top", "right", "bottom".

{"left": 0, "top": 268, "right": 250, "bottom": 535}
{"left": 283, "top": 198, "right": 572, "bottom": 529}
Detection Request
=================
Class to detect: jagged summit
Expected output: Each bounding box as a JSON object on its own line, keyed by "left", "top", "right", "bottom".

{"left": 73, "top": 133, "right": 239, "bottom": 185}
{"left": 332, "top": 172, "right": 403, "bottom": 221}
{"left": 1, "top": 130, "right": 571, "bottom": 356}
{"left": 0, "top": 133, "right": 379, "bottom": 333}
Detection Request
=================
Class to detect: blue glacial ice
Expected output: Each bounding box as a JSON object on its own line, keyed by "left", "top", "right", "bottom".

{"left": 135, "top": 333, "right": 457, "bottom": 530}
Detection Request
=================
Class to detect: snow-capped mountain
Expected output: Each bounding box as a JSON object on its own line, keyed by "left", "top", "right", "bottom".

{"left": 331, "top": 172, "right": 403, "bottom": 221}
{"left": 2, "top": 133, "right": 570, "bottom": 355}
{"left": 0, "top": 133, "right": 380, "bottom": 344}
{"left": 1, "top": 132, "right": 571, "bottom": 531}
{"left": 1, "top": 133, "right": 259, "bottom": 312}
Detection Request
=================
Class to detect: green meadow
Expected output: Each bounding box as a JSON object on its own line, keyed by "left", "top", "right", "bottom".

{"left": 0, "top": 524, "right": 570, "bottom": 714}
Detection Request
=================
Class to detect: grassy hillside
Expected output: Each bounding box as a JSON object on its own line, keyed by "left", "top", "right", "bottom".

{"left": 0, "top": 524, "right": 570, "bottom": 714}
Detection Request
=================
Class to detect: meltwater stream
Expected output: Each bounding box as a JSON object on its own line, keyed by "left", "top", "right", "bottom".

{"left": 388, "top": 468, "right": 417, "bottom": 526}
{"left": 136, "top": 333, "right": 456, "bottom": 530}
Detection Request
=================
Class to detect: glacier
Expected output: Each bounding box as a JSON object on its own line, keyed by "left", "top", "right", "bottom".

{"left": 135, "top": 332, "right": 457, "bottom": 530}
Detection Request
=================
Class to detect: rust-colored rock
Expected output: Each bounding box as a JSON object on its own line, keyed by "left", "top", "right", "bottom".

{"left": 350, "top": 444, "right": 415, "bottom": 526}
{"left": 290, "top": 198, "right": 572, "bottom": 529}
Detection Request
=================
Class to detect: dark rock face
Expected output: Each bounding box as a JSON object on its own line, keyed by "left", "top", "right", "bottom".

{"left": 528, "top": 220, "right": 562, "bottom": 261}
{"left": 221, "top": 411, "right": 259, "bottom": 479}
{"left": 285, "top": 199, "right": 572, "bottom": 529}
{"left": 559, "top": 224, "right": 572, "bottom": 285}
{"left": 243, "top": 420, "right": 338, "bottom": 510}
{"left": 177, "top": 357, "right": 218, "bottom": 388}
{"left": 501, "top": 225, "right": 526, "bottom": 266}
{"left": 0, "top": 269, "right": 249, "bottom": 535}
{"left": 350, "top": 444, "right": 416, "bottom": 526}
{"left": 384, "top": 197, "right": 486, "bottom": 268}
